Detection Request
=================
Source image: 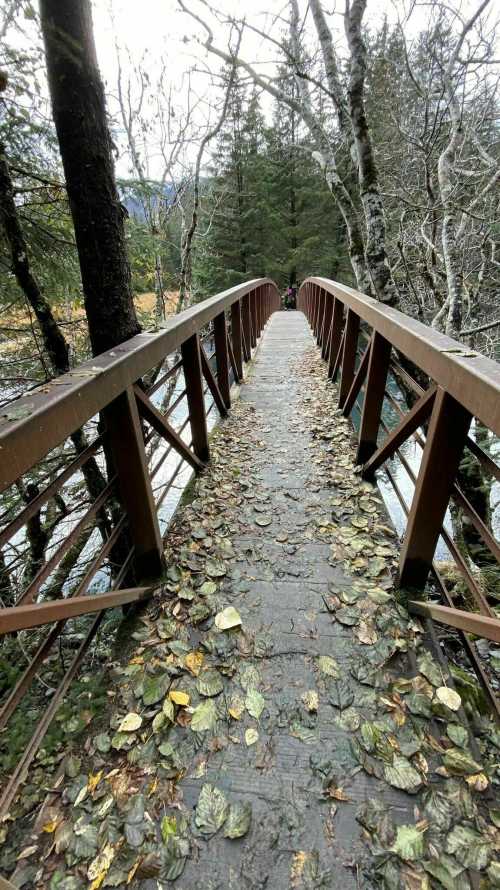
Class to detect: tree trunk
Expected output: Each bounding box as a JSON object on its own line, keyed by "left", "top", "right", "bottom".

{"left": 39, "top": 0, "right": 140, "bottom": 356}
{"left": 344, "top": 0, "right": 397, "bottom": 305}
{"left": 0, "top": 144, "right": 70, "bottom": 373}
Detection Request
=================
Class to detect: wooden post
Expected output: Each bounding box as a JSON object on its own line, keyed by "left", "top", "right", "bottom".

{"left": 328, "top": 298, "right": 344, "bottom": 379}
{"left": 398, "top": 387, "right": 472, "bottom": 591}
{"left": 356, "top": 332, "right": 392, "bottom": 463}
{"left": 338, "top": 309, "right": 360, "bottom": 408}
{"left": 104, "top": 387, "right": 164, "bottom": 578}
{"left": 213, "top": 310, "right": 231, "bottom": 409}
{"left": 231, "top": 299, "right": 244, "bottom": 379}
{"left": 181, "top": 333, "right": 209, "bottom": 463}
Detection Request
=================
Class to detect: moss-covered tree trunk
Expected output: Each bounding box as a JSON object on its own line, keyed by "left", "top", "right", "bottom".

{"left": 39, "top": 0, "right": 140, "bottom": 356}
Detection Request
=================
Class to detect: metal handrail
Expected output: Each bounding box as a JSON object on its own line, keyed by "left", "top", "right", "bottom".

{"left": 0, "top": 277, "right": 277, "bottom": 492}
{"left": 304, "top": 276, "right": 500, "bottom": 436}
{"left": 298, "top": 275, "right": 500, "bottom": 713}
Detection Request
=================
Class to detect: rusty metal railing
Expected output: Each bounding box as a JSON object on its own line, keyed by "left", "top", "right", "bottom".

{"left": 0, "top": 278, "right": 280, "bottom": 816}
{"left": 299, "top": 277, "right": 500, "bottom": 714}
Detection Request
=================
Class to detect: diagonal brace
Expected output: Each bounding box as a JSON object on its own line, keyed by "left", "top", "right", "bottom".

{"left": 134, "top": 385, "right": 203, "bottom": 471}
{"left": 362, "top": 385, "right": 437, "bottom": 479}
{"left": 199, "top": 343, "right": 228, "bottom": 417}
{"left": 342, "top": 336, "right": 372, "bottom": 417}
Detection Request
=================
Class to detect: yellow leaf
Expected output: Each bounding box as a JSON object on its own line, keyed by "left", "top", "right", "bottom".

{"left": 88, "top": 770, "right": 103, "bottom": 794}
{"left": 148, "top": 777, "right": 158, "bottom": 797}
{"left": 118, "top": 712, "right": 142, "bottom": 732}
{"left": 42, "top": 818, "right": 59, "bottom": 833}
{"left": 466, "top": 772, "right": 489, "bottom": 791}
{"left": 169, "top": 690, "right": 190, "bottom": 706}
{"left": 127, "top": 859, "right": 141, "bottom": 884}
{"left": 185, "top": 650, "right": 204, "bottom": 676}
{"left": 87, "top": 842, "right": 115, "bottom": 885}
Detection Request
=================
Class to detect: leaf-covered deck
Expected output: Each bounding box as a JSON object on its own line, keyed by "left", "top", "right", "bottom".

{"left": 7, "top": 312, "right": 500, "bottom": 889}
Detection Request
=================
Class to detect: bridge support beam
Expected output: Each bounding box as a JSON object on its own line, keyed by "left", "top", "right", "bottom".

{"left": 356, "top": 332, "right": 392, "bottom": 464}
{"left": 181, "top": 333, "right": 210, "bottom": 463}
{"left": 398, "top": 387, "right": 472, "bottom": 591}
{"left": 214, "top": 311, "right": 231, "bottom": 408}
{"left": 104, "top": 387, "right": 164, "bottom": 578}
{"left": 338, "top": 309, "right": 360, "bottom": 409}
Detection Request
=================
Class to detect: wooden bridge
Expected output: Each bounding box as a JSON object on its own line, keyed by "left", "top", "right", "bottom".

{"left": 0, "top": 279, "right": 499, "bottom": 888}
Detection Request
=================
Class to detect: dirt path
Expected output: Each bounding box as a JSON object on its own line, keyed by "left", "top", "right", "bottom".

{"left": 7, "top": 311, "right": 499, "bottom": 889}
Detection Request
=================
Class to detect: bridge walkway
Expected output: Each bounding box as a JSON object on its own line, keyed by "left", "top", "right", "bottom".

{"left": 10, "top": 309, "right": 498, "bottom": 889}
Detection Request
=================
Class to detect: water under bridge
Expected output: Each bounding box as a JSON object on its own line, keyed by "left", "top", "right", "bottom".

{"left": 0, "top": 279, "right": 499, "bottom": 888}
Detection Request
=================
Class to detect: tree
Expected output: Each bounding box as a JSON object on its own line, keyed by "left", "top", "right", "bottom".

{"left": 39, "top": 0, "right": 140, "bottom": 356}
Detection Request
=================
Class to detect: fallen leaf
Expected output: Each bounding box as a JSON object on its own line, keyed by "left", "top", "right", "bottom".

{"left": 215, "top": 606, "right": 242, "bottom": 630}
{"left": 169, "top": 690, "right": 190, "bottom": 706}
{"left": 119, "top": 712, "right": 142, "bottom": 732}
{"left": 245, "top": 727, "right": 259, "bottom": 746}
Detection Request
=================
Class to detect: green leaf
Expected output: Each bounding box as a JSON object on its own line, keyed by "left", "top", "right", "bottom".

{"left": 317, "top": 655, "right": 340, "bottom": 678}
{"left": 142, "top": 674, "right": 168, "bottom": 705}
{"left": 195, "top": 784, "right": 229, "bottom": 835}
{"left": 446, "top": 724, "right": 468, "bottom": 748}
{"left": 93, "top": 733, "right": 111, "bottom": 754}
{"left": 417, "top": 652, "right": 442, "bottom": 687}
{"left": 224, "top": 801, "right": 252, "bottom": 838}
{"left": 191, "top": 699, "right": 218, "bottom": 732}
{"left": 391, "top": 824, "right": 425, "bottom": 861}
{"left": 423, "top": 855, "right": 468, "bottom": 890}
{"left": 197, "top": 670, "right": 224, "bottom": 697}
{"left": 239, "top": 665, "right": 260, "bottom": 690}
{"left": 384, "top": 756, "right": 422, "bottom": 794}
{"left": 446, "top": 823, "right": 492, "bottom": 870}
{"left": 161, "top": 815, "right": 177, "bottom": 842}
{"left": 443, "top": 747, "right": 482, "bottom": 775}
{"left": 245, "top": 688, "right": 265, "bottom": 720}
{"left": 206, "top": 559, "right": 227, "bottom": 578}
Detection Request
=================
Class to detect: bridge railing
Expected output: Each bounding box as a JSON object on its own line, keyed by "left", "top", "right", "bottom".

{"left": 0, "top": 278, "right": 280, "bottom": 816}
{"left": 299, "top": 277, "right": 500, "bottom": 713}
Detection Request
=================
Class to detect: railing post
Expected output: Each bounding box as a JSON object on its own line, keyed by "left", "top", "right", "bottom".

{"left": 181, "top": 333, "right": 210, "bottom": 463}
{"left": 231, "top": 299, "right": 244, "bottom": 379}
{"left": 398, "top": 387, "right": 472, "bottom": 591}
{"left": 250, "top": 290, "right": 257, "bottom": 348}
{"left": 338, "top": 309, "right": 360, "bottom": 408}
{"left": 104, "top": 387, "right": 164, "bottom": 578}
{"left": 328, "top": 298, "right": 344, "bottom": 379}
{"left": 313, "top": 285, "right": 320, "bottom": 338}
{"left": 356, "top": 332, "right": 392, "bottom": 464}
{"left": 322, "top": 293, "right": 333, "bottom": 360}
{"left": 214, "top": 310, "right": 231, "bottom": 409}
{"left": 242, "top": 292, "right": 252, "bottom": 359}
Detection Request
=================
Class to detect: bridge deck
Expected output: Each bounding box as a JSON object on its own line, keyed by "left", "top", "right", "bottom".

{"left": 10, "top": 312, "right": 498, "bottom": 888}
